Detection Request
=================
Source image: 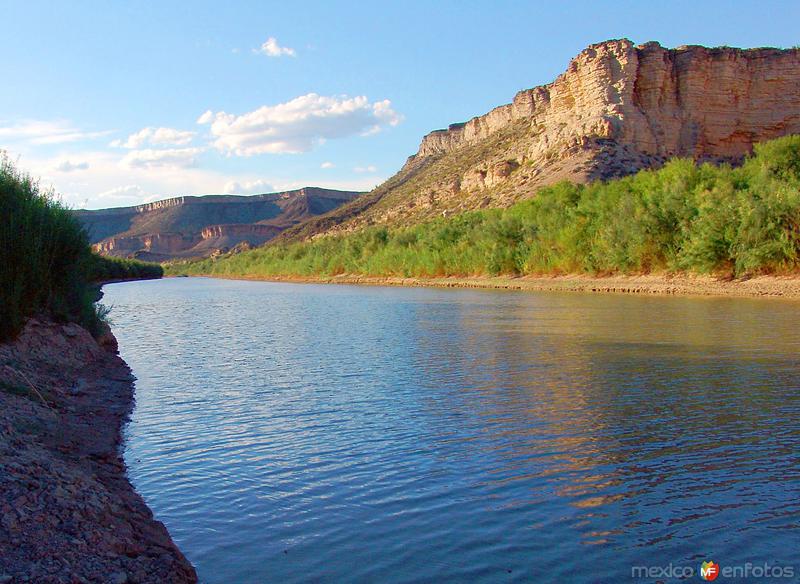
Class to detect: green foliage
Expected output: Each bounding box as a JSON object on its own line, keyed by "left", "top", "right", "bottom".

{"left": 0, "top": 153, "right": 162, "bottom": 341}
{"left": 168, "top": 135, "right": 800, "bottom": 281}
{"left": 84, "top": 254, "right": 163, "bottom": 283}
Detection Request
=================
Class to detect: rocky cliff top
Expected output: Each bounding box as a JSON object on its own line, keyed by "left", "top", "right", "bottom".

{"left": 75, "top": 187, "right": 360, "bottom": 217}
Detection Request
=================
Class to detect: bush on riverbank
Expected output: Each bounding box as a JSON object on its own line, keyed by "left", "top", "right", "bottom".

{"left": 84, "top": 254, "right": 164, "bottom": 283}
{"left": 0, "top": 153, "right": 162, "bottom": 341}
{"left": 169, "top": 135, "right": 800, "bottom": 280}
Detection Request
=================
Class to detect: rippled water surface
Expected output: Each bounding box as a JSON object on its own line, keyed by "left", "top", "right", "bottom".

{"left": 104, "top": 278, "right": 800, "bottom": 583}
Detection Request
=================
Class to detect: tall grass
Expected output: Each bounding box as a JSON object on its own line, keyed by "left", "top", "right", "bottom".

{"left": 0, "top": 153, "right": 162, "bottom": 341}
{"left": 170, "top": 135, "right": 800, "bottom": 280}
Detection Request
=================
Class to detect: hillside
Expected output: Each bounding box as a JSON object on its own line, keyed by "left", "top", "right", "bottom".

{"left": 279, "top": 39, "right": 800, "bottom": 241}
{"left": 169, "top": 134, "right": 800, "bottom": 282}
{"left": 75, "top": 187, "right": 362, "bottom": 261}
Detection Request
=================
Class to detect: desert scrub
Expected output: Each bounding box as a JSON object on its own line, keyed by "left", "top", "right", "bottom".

{"left": 0, "top": 153, "right": 162, "bottom": 341}
{"left": 168, "top": 135, "right": 800, "bottom": 280}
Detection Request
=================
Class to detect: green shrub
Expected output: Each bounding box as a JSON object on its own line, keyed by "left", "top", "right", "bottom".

{"left": 0, "top": 153, "right": 162, "bottom": 341}
{"left": 84, "top": 254, "right": 163, "bottom": 283}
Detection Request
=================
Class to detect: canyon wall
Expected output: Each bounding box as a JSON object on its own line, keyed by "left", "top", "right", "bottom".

{"left": 76, "top": 187, "right": 362, "bottom": 260}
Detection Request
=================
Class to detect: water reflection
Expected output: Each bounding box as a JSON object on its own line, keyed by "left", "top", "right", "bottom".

{"left": 104, "top": 279, "right": 800, "bottom": 583}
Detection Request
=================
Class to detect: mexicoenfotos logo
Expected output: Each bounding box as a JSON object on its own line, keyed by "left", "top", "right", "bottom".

{"left": 700, "top": 560, "right": 720, "bottom": 581}
{"left": 631, "top": 560, "right": 795, "bottom": 580}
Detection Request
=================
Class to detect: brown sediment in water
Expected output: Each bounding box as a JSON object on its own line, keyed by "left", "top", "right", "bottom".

{"left": 0, "top": 318, "right": 197, "bottom": 583}
{"left": 189, "top": 272, "right": 800, "bottom": 299}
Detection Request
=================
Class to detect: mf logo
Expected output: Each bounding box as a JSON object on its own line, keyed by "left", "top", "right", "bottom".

{"left": 700, "top": 560, "right": 720, "bottom": 581}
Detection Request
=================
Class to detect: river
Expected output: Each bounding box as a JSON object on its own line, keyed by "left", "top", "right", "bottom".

{"left": 103, "top": 277, "right": 800, "bottom": 583}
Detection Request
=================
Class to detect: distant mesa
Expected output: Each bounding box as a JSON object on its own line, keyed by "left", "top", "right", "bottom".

{"left": 281, "top": 39, "right": 800, "bottom": 241}
{"left": 75, "top": 187, "right": 363, "bottom": 261}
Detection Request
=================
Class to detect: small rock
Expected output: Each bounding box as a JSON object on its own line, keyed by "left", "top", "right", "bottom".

{"left": 69, "top": 380, "right": 87, "bottom": 396}
{"left": 0, "top": 574, "right": 12, "bottom": 584}
{"left": 63, "top": 325, "right": 80, "bottom": 338}
{"left": 110, "top": 572, "right": 128, "bottom": 584}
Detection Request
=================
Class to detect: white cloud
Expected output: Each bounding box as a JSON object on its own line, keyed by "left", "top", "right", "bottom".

{"left": 121, "top": 147, "right": 204, "bottom": 169}
{"left": 98, "top": 184, "right": 146, "bottom": 200}
{"left": 320, "top": 161, "right": 335, "bottom": 169}
{"left": 6, "top": 149, "right": 230, "bottom": 209}
{"left": 254, "top": 37, "right": 296, "bottom": 57}
{"left": 223, "top": 179, "right": 275, "bottom": 194}
{"left": 54, "top": 160, "right": 89, "bottom": 172}
{"left": 369, "top": 100, "right": 403, "bottom": 131}
{"left": 354, "top": 165, "right": 378, "bottom": 173}
{"left": 0, "top": 119, "right": 110, "bottom": 145}
{"left": 197, "top": 110, "right": 214, "bottom": 125}
{"left": 6, "top": 144, "right": 382, "bottom": 210}
{"left": 111, "top": 126, "right": 195, "bottom": 149}
{"left": 198, "top": 93, "right": 402, "bottom": 156}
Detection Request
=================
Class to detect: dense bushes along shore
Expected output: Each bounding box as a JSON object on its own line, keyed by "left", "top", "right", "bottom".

{"left": 170, "top": 135, "right": 800, "bottom": 281}
{"left": 0, "top": 154, "right": 162, "bottom": 341}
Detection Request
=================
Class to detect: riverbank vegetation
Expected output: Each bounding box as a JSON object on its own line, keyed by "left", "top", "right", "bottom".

{"left": 0, "top": 153, "right": 162, "bottom": 341}
{"left": 169, "top": 135, "right": 800, "bottom": 282}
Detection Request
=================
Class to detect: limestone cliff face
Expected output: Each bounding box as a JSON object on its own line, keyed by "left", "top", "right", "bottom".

{"left": 285, "top": 39, "right": 800, "bottom": 239}
{"left": 92, "top": 233, "right": 200, "bottom": 256}
{"left": 133, "top": 197, "right": 188, "bottom": 213}
{"left": 416, "top": 40, "right": 800, "bottom": 164}
{"left": 199, "top": 224, "right": 281, "bottom": 240}
{"left": 188, "top": 224, "right": 284, "bottom": 258}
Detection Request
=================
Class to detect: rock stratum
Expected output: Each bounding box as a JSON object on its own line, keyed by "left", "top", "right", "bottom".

{"left": 76, "top": 187, "right": 362, "bottom": 261}
{"left": 281, "top": 39, "right": 800, "bottom": 240}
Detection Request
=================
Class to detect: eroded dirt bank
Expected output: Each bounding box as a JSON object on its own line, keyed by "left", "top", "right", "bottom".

{"left": 0, "top": 319, "right": 196, "bottom": 583}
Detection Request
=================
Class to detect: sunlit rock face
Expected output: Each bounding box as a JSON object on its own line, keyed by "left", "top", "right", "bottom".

{"left": 417, "top": 39, "right": 800, "bottom": 164}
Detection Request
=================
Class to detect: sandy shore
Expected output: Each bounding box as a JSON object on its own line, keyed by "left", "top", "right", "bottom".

{"left": 0, "top": 319, "right": 196, "bottom": 583}
{"left": 191, "top": 272, "right": 800, "bottom": 299}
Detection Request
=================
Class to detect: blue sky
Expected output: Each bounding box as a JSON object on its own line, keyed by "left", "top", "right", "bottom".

{"left": 1, "top": 0, "right": 798, "bottom": 209}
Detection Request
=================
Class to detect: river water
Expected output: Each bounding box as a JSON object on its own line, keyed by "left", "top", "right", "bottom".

{"left": 103, "top": 277, "right": 800, "bottom": 583}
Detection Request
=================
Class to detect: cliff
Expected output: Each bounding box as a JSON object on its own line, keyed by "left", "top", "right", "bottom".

{"left": 75, "top": 187, "right": 362, "bottom": 261}
{"left": 416, "top": 40, "right": 800, "bottom": 163}
{"left": 280, "top": 39, "right": 800, "bottom": 239}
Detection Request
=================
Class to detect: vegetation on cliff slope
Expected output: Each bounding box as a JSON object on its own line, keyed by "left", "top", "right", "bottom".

{"left": 169, "top": 135, "right": 800, "bottom": 281}
{"left": 0, "top": 154, "right": 163, "bottom": 341}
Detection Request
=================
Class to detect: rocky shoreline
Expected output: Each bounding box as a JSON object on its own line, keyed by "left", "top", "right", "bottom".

{"left": 0, "top": 319, "right": 196, "bottom": 583}
{"left": 195, "top": 272, "right": 800, "bottom": 299}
